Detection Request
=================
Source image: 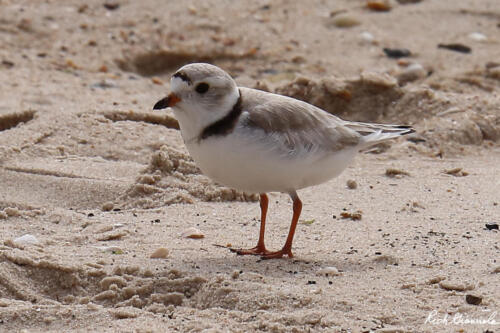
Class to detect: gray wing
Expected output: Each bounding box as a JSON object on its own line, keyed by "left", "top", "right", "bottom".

{"left": 237, "top": 88, "right": 361, "bottom": 157}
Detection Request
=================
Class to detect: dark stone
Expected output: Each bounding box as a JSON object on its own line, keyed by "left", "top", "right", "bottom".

{"left": 103, "top": 2, "right": 120, "bottom": 10}
{"left": 465, "top": 294, "right": 482, "bottom": 305}
{"left": 485, "top": 223, "right": 499, "bottom": 230}
{"left": 383, "top": 48, "right": 411, "bottom": 58}
{"left": 438, "top": 43, "right": 471, "bottom": 54}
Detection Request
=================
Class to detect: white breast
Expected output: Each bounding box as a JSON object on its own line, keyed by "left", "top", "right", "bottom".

{"left": 185, "top": 129, "right": 358, "bottom": 194}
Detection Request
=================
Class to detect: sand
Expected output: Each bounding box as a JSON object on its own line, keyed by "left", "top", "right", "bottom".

{"left": 0, "top": 0, "right": 499, "bottom": 332}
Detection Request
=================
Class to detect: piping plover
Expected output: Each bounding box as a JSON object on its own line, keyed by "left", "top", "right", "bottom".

{"left": 154, "top": 63, "right": 414, "bottom": 259}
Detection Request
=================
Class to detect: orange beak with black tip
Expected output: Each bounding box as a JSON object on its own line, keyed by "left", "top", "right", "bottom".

{"left": 153, "top": 93, "right": 181, "bottom": 110}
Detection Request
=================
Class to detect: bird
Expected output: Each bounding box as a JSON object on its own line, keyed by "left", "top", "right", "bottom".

{"left": 153, "top": 63, "right": 414, "bottom": 259}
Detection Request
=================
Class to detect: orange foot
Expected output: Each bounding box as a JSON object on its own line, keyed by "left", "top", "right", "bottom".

{"left": 230, "top": 245, "right": 269, "bottom": 256}
{"left": 260, "top": 248, "right": 293, "bottom": 260}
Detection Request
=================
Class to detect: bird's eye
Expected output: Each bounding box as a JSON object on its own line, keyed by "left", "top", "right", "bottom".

{"left": 195, "top": 82, "right": 209, "bottom": 94}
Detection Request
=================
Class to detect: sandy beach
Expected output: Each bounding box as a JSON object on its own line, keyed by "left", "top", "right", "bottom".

{"left": 1, "top": 1, "right": 499, "bottom": 332}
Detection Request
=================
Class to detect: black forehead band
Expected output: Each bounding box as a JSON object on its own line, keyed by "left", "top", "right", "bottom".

{"left": 173, "top": 71, "right": 192, "bottom": 85}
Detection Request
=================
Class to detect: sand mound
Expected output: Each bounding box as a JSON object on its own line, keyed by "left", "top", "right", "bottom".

{"left": 0, "top": 248, "right": 327, "bottom": 331}
{"left": 116, "top": 145, "right": 257, "bottom": 209}
{"left": 276, "top": 72, "right": 500, "bottom": 155}
{"left": 102, "top": 110, "right": 180, "bottom": 130}
{"left": 0, "top": 248, "right": 207, "bottom": 323}
{"left": 276, "top": 72, "right": 405, "bottom": 123}
{"left": 116, "top": 47, "right": 258, "bottom": 77}
{"left": 0, "top": 110, "right": 36, "bottom": 132}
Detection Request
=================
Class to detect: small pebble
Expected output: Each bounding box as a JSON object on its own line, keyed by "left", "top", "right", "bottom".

{"left": 397, "top": 63, "right": 426, "bottom": 85}
{"left": 1, "top": 60, "right": 15, "bottom": 68}
{"left": 4, "top": 207, "right": 21, "bottom": 217}
{"left": 486, "top": 62, "right": 500, "bottom": 69}
{"left": 385, "top": 168, "right": 410, "bottom": 178}
{"left": 340, "top": 211, "right": 362, "bottom": 220}
{"left": 151, "top": 77, "right": 163, "bottom": 85}
{"left": 98, "top": 225, "right": 113, "bottom": 233}
{"left": 182, "top": 227, "right": 205, "bottom": 239}
{"left": 102, "top": 202, "right": 114, "bottom": 211}
{"left": 125, "top": 266, "right": 140, "bottom": 275}
{"left": 329, "top": 9, "right": 348, "bottom": 17}
{"left": 465, "top": 294, "right": 482, "bottom": 305}
{"left": 17, "top": 18, "right": 33, "bottom": 32}
{"left": 14, "top": 234, "right": 40, "bottom": 246}
{"left": 406, "top": 133, "right": 427, "bottom": 143}
{"left": 438, "top": 43, "right": 471, "bottom": 54}
{"left": 291, "top": 56, "right": 306, "bottom": 64}
{"left": 97, "top": 231, "right": 127, "bottom": 241}
{"left": 439, "top": 280, "right": 473, "bottom": 291}
{"left": 112, "top": 308, "right": 138, "bottom": 319}
{"left": 444, "top": 168, "right": 468, "bottom": 177}
{"left": 468, "top": 32, "right": 487, "bottom": 42}
{"left": 150, "top": 247, "right": 169, "bottom": 259}
{"left": 86, "top": 303, "right": 99, "bottom": 311}
{"left": 103, "top": 2, "right": 120, "bottom": 10}
{"left": 187, "top": 5, "right": 197, "bottom": 15}
{"left": 65, "top": 59, "right": 79, "bottom": 70}
{"left": 359, "top": 31, "right": 375, "bottom": 44}
{"left": 316, "top": 266, "right": 341, "bottom": 277}
{"left": 426, "top": 276, "right": 445, "bottom": 284}
{"left": 485, "top": 223, "right": 499, "bottom": 230}
{"left": 487, "top": 66, "right": 500, "bottom": 79}
{"left": 91, "top": 80, "right": 117, "bottom": 89}
{"left": 329, "top": 14, "right": 361, "bottom": 28}
{"left": 231, "top": 270, "right": 240, "bottom": 279}
{"left": 397, "top": 59, "right": 410, "bottom": 66}
{"left": 300, "top": 219, "right": 315, "bottom": 225}
{"left": 143, "top": 269, "right": 154, "bottom": 277}
{"left": 100, "top": 276, "right": 127, "bottom": 290}
{"left": 367, "top": 0, "right": 393, "bottom": 12}
{"left": 346, "top": 179, "right": 358, "bottom": 189}
{"left": 412, "top": 201, "right": 425, "bottom": 209}
{"left": 99, "top": 246, "right": 123, "bottom": 254}
{"left": 383, "top": 48, "right": 411, "bottom": 58}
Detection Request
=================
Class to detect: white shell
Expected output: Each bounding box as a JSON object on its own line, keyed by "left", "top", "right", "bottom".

{"left": 14, "top": 234, "right": 40, "bottom": 246}
{"left": 181, "top": 227, "right": 204, "bottom": 239}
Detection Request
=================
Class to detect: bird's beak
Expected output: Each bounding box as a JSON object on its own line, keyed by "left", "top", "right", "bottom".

{"left": 153, "top": 93, "right": 181, "bottom": 110}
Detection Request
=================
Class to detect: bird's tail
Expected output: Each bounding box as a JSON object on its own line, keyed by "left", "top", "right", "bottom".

{"left": 344, "top": 121, "right": 415, "bottom": 149}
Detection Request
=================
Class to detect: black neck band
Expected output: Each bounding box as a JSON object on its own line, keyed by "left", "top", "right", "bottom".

{"left": 199, "top": 90, "right": 242, "bottom": 141}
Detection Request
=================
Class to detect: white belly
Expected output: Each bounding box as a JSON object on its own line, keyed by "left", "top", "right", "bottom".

{"left": 186, "top": 132, "right": 358, "bottom": 194}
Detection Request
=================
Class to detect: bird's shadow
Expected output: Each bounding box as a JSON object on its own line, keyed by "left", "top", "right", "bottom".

{"left": 170, "top": 246, "right": 377, "bottom": 279}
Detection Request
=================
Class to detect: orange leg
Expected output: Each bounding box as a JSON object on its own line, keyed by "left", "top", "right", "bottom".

{"left": 260, "top": 192, "right": 302, "bottom": 260}
{"left": 231, "top": 193, "right": 271, "bottom": 255}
